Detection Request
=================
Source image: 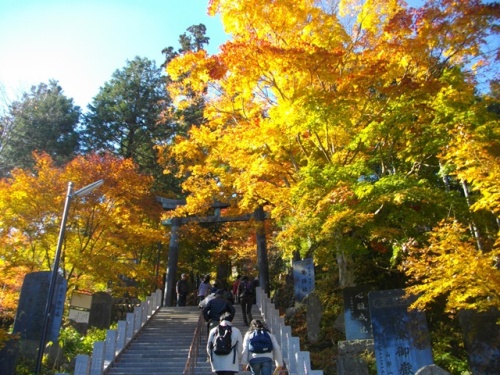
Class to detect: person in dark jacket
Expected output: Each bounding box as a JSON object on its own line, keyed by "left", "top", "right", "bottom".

{"left": 238, "top": 276, "right": 254, "bottom": 326}
{"left": 176, "top": 273, "right": 189, "bottom": 306}
{"left": 203, "top": 289, "right": 236, "bottom": 331}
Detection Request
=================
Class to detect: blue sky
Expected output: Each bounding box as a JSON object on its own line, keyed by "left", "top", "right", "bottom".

{"left": 1, "top": 0, "right": 496, "bottom": 111}
{"left": 0, "top": 0, "right": 229, "bottom": 110}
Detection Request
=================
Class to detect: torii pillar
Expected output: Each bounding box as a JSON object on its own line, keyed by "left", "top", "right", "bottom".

{"left": 157, "top": 197, "right": 269, "bottom": 306}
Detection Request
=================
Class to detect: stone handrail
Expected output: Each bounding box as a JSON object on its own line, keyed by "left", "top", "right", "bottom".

{"left": 182, "top": 310, "right": 204, "bottom": 375}
{"left": 256, "top": 287, "right": 323, "bottom": 375}
{"left": 62, "top": 287, "right": 323, "bottom": 375}
{"left": 67, "top": 289, "right": 163, "bottom": 375}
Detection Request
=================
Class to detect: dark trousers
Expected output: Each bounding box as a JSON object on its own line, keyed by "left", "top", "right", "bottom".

{"left": 240, "top": 295, "right": 253, "bottom": 325}
{"left": 177, "top": 293, "right": 187, "bottom": 306}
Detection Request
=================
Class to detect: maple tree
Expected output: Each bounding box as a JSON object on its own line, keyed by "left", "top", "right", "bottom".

{"left": 403, "top": 219, "right": 500, "bottom": 313}
{"left": 175, "top": 220, "right": 259, "bottom": 284}
{"left": 162, "top": 0, "right": 499, "bottom": 314}
{"left": 401, "top": 68, "right": 500, "bottom": 312}
{"left": 0, "top": 152, "right": 165, "bottom": 328}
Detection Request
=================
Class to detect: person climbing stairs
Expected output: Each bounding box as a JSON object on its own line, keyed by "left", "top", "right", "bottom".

{"left": 105, "top": 305, "right": 265, "bottom": 375}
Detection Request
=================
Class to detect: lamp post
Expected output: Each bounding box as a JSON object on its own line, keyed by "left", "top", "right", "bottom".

{"left": 35, "top": 179, "right": 104, "bottom": 374}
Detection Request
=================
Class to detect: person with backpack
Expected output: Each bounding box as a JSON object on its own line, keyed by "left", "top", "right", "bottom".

{"left": 222, "top": 287, "right": 235, "bottom": 305}
{"left": 238, "top": 275, "right": 254, "bottom": 326}
{"left": 203, "top": 289, "right": 236, "bottom": 332}
{"left": 207, "top": 312, "right": 243, "bottom": 375}
{"left": 241, "top": 319, "right": 284, "bottom": 375}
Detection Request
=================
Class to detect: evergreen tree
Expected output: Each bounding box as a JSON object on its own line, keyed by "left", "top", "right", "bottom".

{"left": 81, "top": 56, "right": 175, "bottom": 191}
{"left": 0, "top": 80, "right": 80, "bottom": 177}
{"left": 161, "top": 23, "right": 210, "bottom": 67}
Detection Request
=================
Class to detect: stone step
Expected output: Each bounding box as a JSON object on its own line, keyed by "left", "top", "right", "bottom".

{"left": 105, "top": 304, "right": 263, "bottom": 375}
{"left": 106, "top": 306, "right": 201, "bottom": 375}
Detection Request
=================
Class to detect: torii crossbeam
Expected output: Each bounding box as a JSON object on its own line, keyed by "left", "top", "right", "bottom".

{"left": 156, "top": 197, "right": 270, "bottom": 306}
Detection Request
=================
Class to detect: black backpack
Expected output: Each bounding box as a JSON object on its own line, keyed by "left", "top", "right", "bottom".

{"left": 239, "top": 281, "right": 254, "bottom": 297}
{"left": 249, "top": 329, "right": 273, "bottom": 353}
{"left": 212, "top": 325, "right": 236, "bottom": 356}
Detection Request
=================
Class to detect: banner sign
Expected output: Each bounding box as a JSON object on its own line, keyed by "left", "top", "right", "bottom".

{"left": 13, "top": 271, "right": 67, "bottom": 342}
{"left": 343, "top": 285, "right": 374, "bottom": 340}
{"left": 70, "top": 292, "right": 92, "bottom": 309}
{"left": 69, "top": 291, "right": 92, "bottom": 324}
{"left": 292, "top": 258, "right": 315, "bottom": 302}
{"left": 69, "top": 309, "right": 90, "bottom": 324}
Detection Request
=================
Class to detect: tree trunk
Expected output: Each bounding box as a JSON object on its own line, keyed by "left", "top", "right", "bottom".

{"left": 255, "top": 206, "right": 270, "bottom": 296}
{"left": 461, "top": 180, "right": 483, "bottom": 251}
{"left": 336, "top": 249, "right": 355, "bottom": 288}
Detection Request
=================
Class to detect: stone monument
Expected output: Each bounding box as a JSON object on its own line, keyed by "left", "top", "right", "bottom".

{"left": 368, "top": 289, "right": 433, "bottom": 375}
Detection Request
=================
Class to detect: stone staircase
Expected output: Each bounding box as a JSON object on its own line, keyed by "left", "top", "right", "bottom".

{"left": 105, "top": 304, "right": 263, "bottom": 375}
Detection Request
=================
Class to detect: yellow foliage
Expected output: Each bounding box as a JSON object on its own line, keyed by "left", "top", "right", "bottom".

{"left": 166, "top": 0, "right": 499, "bottom": 291}
{"left": 403, "top": 220, "right": 500, "bottom": 313}
{"left": 0, "top": 152, "right": 164, "bottom": 306}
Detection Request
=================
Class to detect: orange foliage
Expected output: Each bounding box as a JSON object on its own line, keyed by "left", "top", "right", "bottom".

{"left": 0, "top": 152, "right": 165, "bottom": 316}
{"left": 163, "top": 0, "right": 499, "bottom": 299}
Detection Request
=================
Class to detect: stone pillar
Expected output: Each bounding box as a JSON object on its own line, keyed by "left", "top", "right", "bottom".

{"left": 336, "top": 340, "right": 374, "bottom": 375}
{"left": 164, "top": 218, "right": 180, "bottom": 306}
{"left": 306, "top": 292, "right": 322, "bottom": 343}
{"left": 255, "top": 206, "right": 270, "bottom": 296}
{"left": 88, "top": 292, "right": 112, "bottom": 329}
{"left": 0, "top": 338, "right": 18, "bottom": 375}
{"left": 89, "top": 341, "right": 105, "bottom": 375}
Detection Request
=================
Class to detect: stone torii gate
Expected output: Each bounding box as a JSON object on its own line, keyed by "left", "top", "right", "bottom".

{"left": 156, "top": 197, "right": 270, "bottom": 307}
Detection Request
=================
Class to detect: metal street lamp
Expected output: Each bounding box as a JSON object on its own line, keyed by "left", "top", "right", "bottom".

{"left": 35, "top": 179, "right": 104, "bottom": 374}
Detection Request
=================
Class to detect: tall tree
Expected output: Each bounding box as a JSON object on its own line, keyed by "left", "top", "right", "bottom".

{"left": 81, "top": 57, "right": 174, "bottom": 191}
{"left": 159, "top": 24, "right": 210, "bottom": 140}
{"left": 0, "top": 80, "right": 80, "bottom": 177}
{"left": 164, "top": 0, "right": 499, "bottom": 306}
{"left": 161, "top": 24, "right": 210, "bottom": 67}
{"left": 0, "top": 152, "right": 164, "bottom": 314}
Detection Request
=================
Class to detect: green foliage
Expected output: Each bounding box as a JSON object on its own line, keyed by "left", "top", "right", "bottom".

{"left": 162, "top": 24, "right": 210, "bottom": 67}
{"left": 81, "top": 56, "right": 176, "bottom": 192}
{"left": 59, "top": 325, "right": 109, "bottom": 358}
{"left": 0, "top": 80, "right": 80, "bottom": 177}
{"left": 11, "top": 325, "right": 111, "bottom": 375}
{"left": 359, "top": 350, "right": 377, "bottom": 375}
{"left": 14, "top": 359, "right": 35, "bottom": 375}
{"left": 430, "top": 321, "right": 470, "bottom": 374}
{"left": 58, "top": 325, "right": 85, "bottom": 359}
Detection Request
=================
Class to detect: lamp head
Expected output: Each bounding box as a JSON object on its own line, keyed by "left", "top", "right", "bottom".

{"left": 73, "top": 179, "right": 104, "bottom": 197}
